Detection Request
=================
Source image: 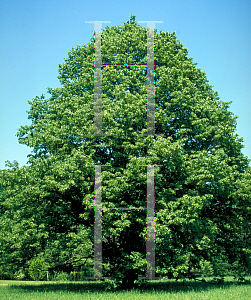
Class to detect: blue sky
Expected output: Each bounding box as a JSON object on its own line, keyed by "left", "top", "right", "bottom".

{"left": 0, "top": 0, "right": 250, "bottom": 169}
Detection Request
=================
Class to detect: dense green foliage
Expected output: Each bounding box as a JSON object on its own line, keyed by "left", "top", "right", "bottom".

{"left": 0, "top": 15, "right": 250, "bottom": 288}
{"left": 28, "top": 256, "right": 47, "bottom": 281}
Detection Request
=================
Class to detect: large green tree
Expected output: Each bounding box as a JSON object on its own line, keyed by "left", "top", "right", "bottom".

{"left": 0, "top": 15, "right": 250, "bottom": 288}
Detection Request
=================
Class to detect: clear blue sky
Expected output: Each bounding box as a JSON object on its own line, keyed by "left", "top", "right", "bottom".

{"left": 1, "top": 0, "right": 250, "bottom": 169}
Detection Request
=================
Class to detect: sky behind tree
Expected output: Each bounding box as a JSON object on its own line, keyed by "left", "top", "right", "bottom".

{"left": 0, "top": 0, "right": 250, "bottom": 169}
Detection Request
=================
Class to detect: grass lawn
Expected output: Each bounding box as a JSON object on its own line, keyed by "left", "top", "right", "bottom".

{"left": 0, "top": 277, "right": 250, "bottom": 299}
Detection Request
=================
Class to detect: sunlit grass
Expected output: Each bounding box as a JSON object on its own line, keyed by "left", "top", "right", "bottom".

{"left": 0, "top": 277, "right": 250, "bottom": 299}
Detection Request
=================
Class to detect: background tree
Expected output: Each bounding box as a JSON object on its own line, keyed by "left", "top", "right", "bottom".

{"left": 28, "top": 255, "right": 47, "bottom": 281}
{"left": 0, "top": 15, "right": 250, "bottom": 288}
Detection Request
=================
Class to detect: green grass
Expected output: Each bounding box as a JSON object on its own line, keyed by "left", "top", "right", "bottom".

{"left": 0, "top": 277, "right": 250, "bottom": 299}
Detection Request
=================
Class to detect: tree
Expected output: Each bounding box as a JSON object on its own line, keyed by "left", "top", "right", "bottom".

{"left": 0, "top": 159, "right": 93, "bottom": 280}
{"left": 0, "top": 15, "right": 250, "bottom": 288}
{"left": 28, "top": 255, "right": 47, "bottom": 281}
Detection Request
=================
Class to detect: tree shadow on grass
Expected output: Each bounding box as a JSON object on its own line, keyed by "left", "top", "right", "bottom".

{"left": 139, "top": 277, "right": 251, "bottom": 293}
{"left": 6, "top": 277, "right": 251, "bottom": 294}
{"left": 7, "top": 281, "right": 107, "bottom": 293}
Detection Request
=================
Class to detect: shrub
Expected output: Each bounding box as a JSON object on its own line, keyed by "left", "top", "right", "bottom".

{"left": 14, "top": 269, "right": 26, "bottom": 280}
{"left": 28, "top": 256, "right": 47, "bottom": 281}
{"left": 53, "top": 271, "right": 70, "bottom": 281}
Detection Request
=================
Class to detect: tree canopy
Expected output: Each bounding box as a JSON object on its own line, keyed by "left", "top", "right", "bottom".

{"left": 0, "top": 15, "right": 250, "bottom": 288}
